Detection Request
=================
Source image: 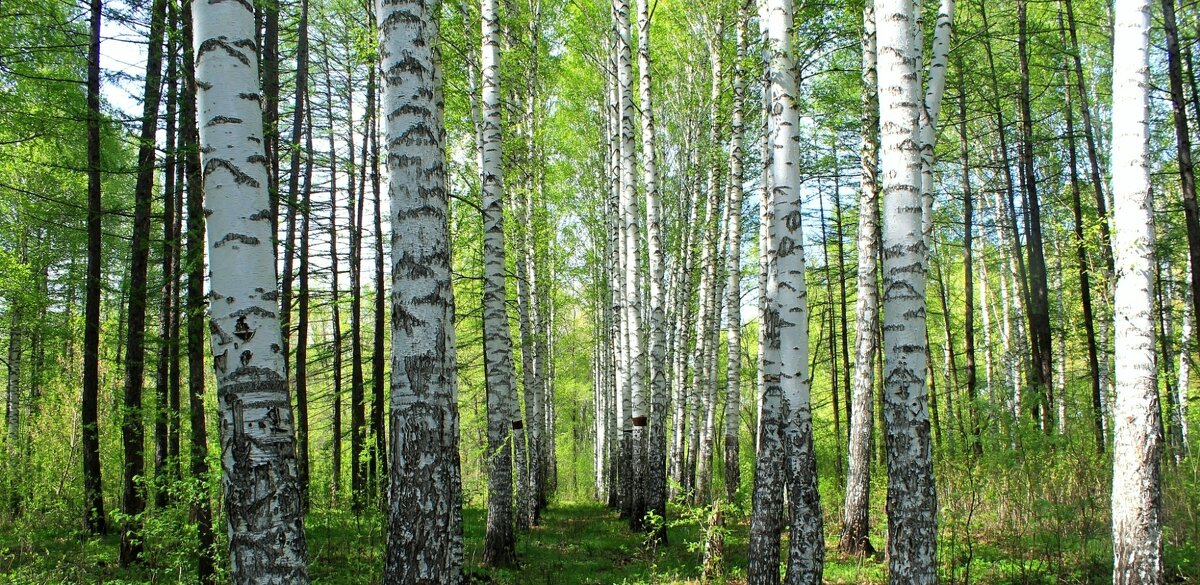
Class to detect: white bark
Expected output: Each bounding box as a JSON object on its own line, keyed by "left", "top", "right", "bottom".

{"left": 478, "top": 0, "right": 520, "bottom": 565}
{"left": 750, "top": 0, "right": 822, "bottom": 581}
{"left": 877, "top": 0, "right": 937, "bottom": 581}
{"left": 192, "top": 0, "right": 309, "bottom": 578}
{"left": 639, "top": 0, "right": 669, "bottom": 536}
{"left": 919, "top": 0, "right": 954, "bottom": 252}
{"left": 694, "top": 23, "right": 725, "bottom": 506}
{"left": 379, "top": 0, "right": 464, "bottom": 579}
{"left": 1179, "top": 266, "right": 1191, "bottom": 444}
{"left": 839, "top": 0, "right": 878, "bottom": 555}
{"left": 613, "top": 0, "right": 642, "bottom": 523}
{"left": 723, "top": 0, "right": 748, "bottom": 504}
{"left": 1110, "top": 0, "right": 1163, "bottom": 580}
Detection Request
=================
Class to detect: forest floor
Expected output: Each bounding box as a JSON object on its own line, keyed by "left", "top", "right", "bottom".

{"left": 0, "top": 496, "right": 1166, "bottom": 584}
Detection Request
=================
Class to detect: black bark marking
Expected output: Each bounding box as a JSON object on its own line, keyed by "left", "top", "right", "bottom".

{"left": 204, "top": 158, "right": 261, "bottom": 188}
{"left": 233, "top": 316, "right": 254, "bottom": 342}
{"left": 213, "top": 232, "right": 261, "bottom": 248}
{"left": 240, "top": 350, "right": 253, "bottom": 367}
{"left": 208, "top": 0, "right": 255, "bottom": 14}
{"left": 197, "top": 38, "right": 250, "bottom": 67}
{"left": 214, "top": 349, "right": 229, "bottom": 373}
{"left": 210, "top": 320, "right": 233, "bottom": 344}
{"left": 205, "top": 115, "right": 243, "bottom": 127}
{"left": 229, "top": 306, "right": 276, "bottom": 320}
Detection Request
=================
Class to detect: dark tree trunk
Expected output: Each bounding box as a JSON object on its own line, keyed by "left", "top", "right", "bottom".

{"left": 323, "top": 46, "right": 344, "bottom": 504}
{"left": 180, "top": 3, "right": 215, "bottom": 579}
{"left": 1064, "top": 0, "right": 1114, "bottom": 274}
{"left": 957, "top": 57, "right": 983, "bottom": 457}
{"left": 262, "top": 0, "right": 280, "bottom": 248}
{"left": 82, "top": 0, "right": 106, "bottom": 536}
{"left": 119, "top": 0, "right": 168, "bottom": 563}
{"left": 154, "top": 0, "right": 180, "bottom": 508}
{"left": 1017, "top": 0, "right": 1055, "bottom": 432}
{"left": 1059, "top": 2, "right": 1106, "bottom": 453}
{"left": 283, "top": 0, "right": 311, "bottom": 509}
{"left": 1161, "top": 0, "right": 1200, "bottom": 349}
{"left": 347, "top": 65, "right": 366, "bottom": 513}
{"left": 370, "top": 62, "right": 388, "bottom": 507}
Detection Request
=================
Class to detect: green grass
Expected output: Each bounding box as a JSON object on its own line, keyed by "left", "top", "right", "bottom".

{"left": 0, "top": 496, "right": 1192, "bottom": 584}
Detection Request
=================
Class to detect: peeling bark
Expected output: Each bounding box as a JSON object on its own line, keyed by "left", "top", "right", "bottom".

{"left": 193, "top": 0, "right": 310, "bottom": 578}
{"left": 378, "top": 0, "right": 465, "bottom": 581}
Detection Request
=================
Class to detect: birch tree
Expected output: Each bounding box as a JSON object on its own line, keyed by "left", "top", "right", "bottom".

{"left": 1109, "top": 0, "right": 1163, "bottom": 580}
{"left": 614, "top": 0, "right": 647, "bottom": 528}
{"left": 478, "top": 0, "right": 519, "bottom": 566}
{"left": 722, "top": 0, "right": 748, "bottom": 506}
{"left": 749, "top": 0, "right": 822, "bottom": 580}
{"left": 376, "top": 0, "right": 466, "bottom": 579}
{"left": 638, "top": 0, "right": 669, "bottom": 538}
{"left": 838, "top": 0, "right": 878, "bottom": 557}
{"left": 192, "top": 0, "right": 310, "bottom": 579}
{"left": 877, "top": 0, "right": 937, "bottom": 580}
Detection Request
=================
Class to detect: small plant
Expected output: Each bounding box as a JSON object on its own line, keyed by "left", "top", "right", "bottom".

{"left": 670, "top": 501, "right": 732, "bottom": 583}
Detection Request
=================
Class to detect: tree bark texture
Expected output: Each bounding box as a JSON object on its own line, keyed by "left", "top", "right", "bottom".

{"left": 378, "top": 0, "right": 465, "bottom": 581}
{"left": 192, "top": 0, "right": 310, "bottom": 578}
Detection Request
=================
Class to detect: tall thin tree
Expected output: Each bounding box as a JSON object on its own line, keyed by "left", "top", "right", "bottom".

{"left": 878, "top": 0, "right": 937, "bottom": 580}
{"left": 82, "top": 0, "right": 106, "bottom": 536}
{"left": 119, "top": 0, "right": 168, "bottom": 562}
{"left": 479, "top": 0, "right": 519, "bottom": 567}
{"left": 838, "top": 0, "right": 879, "bottom": 557}
{"left": 1109, "top": 0, "right": 1164, "bottom": 580}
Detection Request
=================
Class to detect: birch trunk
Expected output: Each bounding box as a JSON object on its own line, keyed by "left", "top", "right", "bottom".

{"left": 878, "top": 0, "right": 936, "bottom": 580}
{"left": 694, "top": 23, "right": 725, "bottom": 506}
{"left": 751, "top": 0, "right": 822, "bottom": 580}
{"left": 838, "top": 0, "right": 878, "bottom": 557}
{"left": 918, "top": 0, "right": 953, "bottom": 254}
{"left": 748, "top": 9, "right": 783, "bottom": 579}
{"left": 638, "top": 0, "right": 668, "bottom": 538}
{"left": 192, "top": 0, "right": 310, "bottom": 578}
{"left": 377, "top": 0, "right": 465, "bottom": 579}
{"left": 614, "top": 0, "right": 646, "bottom": 527}
{"left": 722, "top": 0, "right": 748, "bottom": 506}
{"left": 477, "top": 0, "right": 518, "bottom": 567}
{"left": 1110, "top": 1, "right": 1163, "bottom": 581}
